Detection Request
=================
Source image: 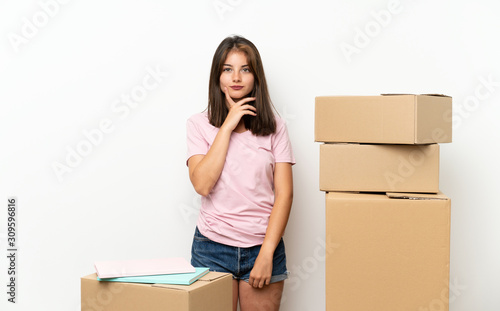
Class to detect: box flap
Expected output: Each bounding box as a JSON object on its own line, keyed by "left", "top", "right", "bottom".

{"left": 196, "top": 271, "right": 229, "bottom": 282}
{"left": 380, "top": 93, "right": 450, "bottom": 97}
{"left": 420, "top": 94, "right": 451, "bottom": 97}
{"left": 380, "top": 93, "right": 416, "bottom": 96}
{"left": 151, "top": 272, "right": 230, "bottom": 291}
{"left": 386, "top": 192, "right": 449, "bottom": 200}
{"left": 151, "top": 283, "right": 193, "bottom": 291}
{"left": 82, "top": 273, "right": 98, "bottom": 280}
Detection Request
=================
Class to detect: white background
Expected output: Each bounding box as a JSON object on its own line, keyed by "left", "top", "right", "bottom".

{"left": 1, "top": 0, "right": 499, "bottom": 310}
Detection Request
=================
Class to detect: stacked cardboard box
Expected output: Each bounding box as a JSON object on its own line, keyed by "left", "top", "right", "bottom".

{"left": 81, "top": 272, "right": 232, "bottom": 311}
{"left": 315, "top": 94, "right": 452, "bottom": 311}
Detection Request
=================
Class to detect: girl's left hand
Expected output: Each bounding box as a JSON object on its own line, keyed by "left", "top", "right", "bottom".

{"left": 248, "top": 252, "right": 273, "bottom": 288}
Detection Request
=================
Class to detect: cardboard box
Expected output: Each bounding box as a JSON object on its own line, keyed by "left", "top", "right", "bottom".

{"left": 325, "top": 191, "right": 451, "bottom": 311}
{"left": 320, "top": 143, "right": 439, "bottom": 193}
{"left": 315, "top": 94, "right": 452, "bottom": 144}
{"left": 81, "top": 271, "right": 232, "bottom": 311}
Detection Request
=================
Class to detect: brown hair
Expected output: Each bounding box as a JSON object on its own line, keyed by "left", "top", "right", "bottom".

{"left": 207, "top": 35, "right": 276, "bottom": 136}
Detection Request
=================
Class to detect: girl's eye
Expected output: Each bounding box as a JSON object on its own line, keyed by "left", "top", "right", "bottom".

{"left": 223, "top": 68, "right": 232, "bottom": 72}
{"left": 242, "top": 68, "right": 251, "bottom": 73}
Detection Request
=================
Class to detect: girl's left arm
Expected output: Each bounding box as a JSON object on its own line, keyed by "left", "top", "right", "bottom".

{"left": 248, "top": 162, "right": 293, "bottom": 288}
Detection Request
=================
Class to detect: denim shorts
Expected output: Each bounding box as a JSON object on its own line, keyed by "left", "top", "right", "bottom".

{"left": 191, "top": 227, "right": 288, "bottom": 283}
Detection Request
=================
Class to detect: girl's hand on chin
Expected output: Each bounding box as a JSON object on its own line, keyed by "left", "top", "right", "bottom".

{"left": 221, "top": 87, "right": 256, "bottom": 132}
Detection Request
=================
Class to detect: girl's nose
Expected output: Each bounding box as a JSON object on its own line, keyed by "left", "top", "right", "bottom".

{"left": 232, "top": 71, "right": 241, "bottom": 82}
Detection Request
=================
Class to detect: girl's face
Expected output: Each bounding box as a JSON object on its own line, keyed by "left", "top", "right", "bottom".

{"left": 220, "top": 50, "right": 255, "bottom": 103}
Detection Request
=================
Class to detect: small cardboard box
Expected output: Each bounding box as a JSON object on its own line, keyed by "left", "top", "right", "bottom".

{"left": 325, "top": 191, "right": 451, "bottom": 311}
{"left": 81, "top": 271, "right": 232, "bottom": 311}
{"left": 320, "top": 143, "right": 439, "bottom": 193}
{"left": 315, "top": 94, "right": 452, "bottom": 144}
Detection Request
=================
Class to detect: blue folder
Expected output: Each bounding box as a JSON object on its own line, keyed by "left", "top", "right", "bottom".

{"left": 97, "top": 267, "right": 210, "bottom": 285}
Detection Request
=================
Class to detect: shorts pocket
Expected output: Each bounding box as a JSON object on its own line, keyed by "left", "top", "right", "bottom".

{"left": 193, "top": 227, "right": 211, "bottom": 242}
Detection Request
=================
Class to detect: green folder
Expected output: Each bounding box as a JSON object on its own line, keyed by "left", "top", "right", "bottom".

{"left": 97, "top": 267, "right": 210, "bottom": 285}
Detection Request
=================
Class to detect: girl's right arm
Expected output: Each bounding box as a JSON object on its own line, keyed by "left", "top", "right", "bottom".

{"left": 188, "top": 89, "right": 256, "bottom": 196}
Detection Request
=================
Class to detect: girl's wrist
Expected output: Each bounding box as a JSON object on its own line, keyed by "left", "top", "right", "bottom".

{"left": 218, "top": 124, "right": 233, "bottom": 135}
{"left": 259, "top": 243, "right": 276, "bottom": 257}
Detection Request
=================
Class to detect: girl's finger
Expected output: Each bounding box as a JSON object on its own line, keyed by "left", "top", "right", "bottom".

{"left": 236, "top": 97, "right": 256, "bottom": 106}
{"left": 224, "top": 87, "right": 236, "bottom": 107}
{"left": 258, "top": 280, "right": 265, "bottom": 288}
{"left": 241, "top": 104, "right": 257, "bottom": 112}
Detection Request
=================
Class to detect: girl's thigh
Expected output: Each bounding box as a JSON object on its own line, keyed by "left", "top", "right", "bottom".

{"left": 238, "top": 280, "right": 284, "bottom": 311}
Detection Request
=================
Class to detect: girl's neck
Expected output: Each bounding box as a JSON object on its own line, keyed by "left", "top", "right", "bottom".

{"left": 234, "top": 120, "right": 247, "bottom": 133}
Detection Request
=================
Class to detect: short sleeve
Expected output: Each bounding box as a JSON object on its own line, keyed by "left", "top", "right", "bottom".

{"left": 186, "top": 114, "right": 209, "bottom": 165}
{"left": 272, "top": 117, "right": 295, "bottom": 165}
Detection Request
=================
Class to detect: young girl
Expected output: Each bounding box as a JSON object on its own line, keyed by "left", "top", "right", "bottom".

{"left": 186, "top": 35, "right": 295, "bottom": 311}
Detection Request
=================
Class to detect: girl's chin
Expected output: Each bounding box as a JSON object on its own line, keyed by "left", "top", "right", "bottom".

{"left": 229, "top": 92, "right": 251, "bottom": 101}
{"left": 223, "top": 88, "right": 251, "bottom": 98}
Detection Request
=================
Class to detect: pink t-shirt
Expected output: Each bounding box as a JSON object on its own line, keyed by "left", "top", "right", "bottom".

{"left": 186, "top": 112, "right": 295, "bottom": 247}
